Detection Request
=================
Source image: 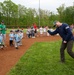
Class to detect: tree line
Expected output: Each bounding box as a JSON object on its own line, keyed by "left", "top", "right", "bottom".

{"left": 0, "top": 0, "right": 74, "bottom": 28}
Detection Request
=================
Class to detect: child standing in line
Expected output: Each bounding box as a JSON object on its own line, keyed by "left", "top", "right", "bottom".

{"left": 14, "top": 30, "right": 21, "bottom": 49}
{"left": 20, "top": 30, "right": 23, "bottom": 39}
{"left": 43, "top": 26, "right": 47, "bottom": 36}
{"left": 0, "top": 33, "right": 4, "bottom": 49}
{"left": 9, "top": 30, "right": 14, "bottom": 46}
{"left": 26, "top": 27, "right": 31, "bottom": 38}
{"left": 31, "top": 26, "right": 35, "bottom": 38}
{"left": 39, "top": 26, "right": 43, "bottom": 36}
{"left": 18, "top": 30, "right": 23, "bottom": 46}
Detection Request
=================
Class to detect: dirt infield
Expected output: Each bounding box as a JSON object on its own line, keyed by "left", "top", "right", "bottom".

{"left": 0, "top": 34, "right": 61, "bottom": 75}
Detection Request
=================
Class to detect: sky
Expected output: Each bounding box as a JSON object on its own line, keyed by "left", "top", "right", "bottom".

{"left": 0, "top": 0, "right": 74, "bottom": 13}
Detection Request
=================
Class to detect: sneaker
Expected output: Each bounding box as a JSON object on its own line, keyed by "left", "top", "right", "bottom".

{"left": 1, "top": 46, "right": 4, "bottom": 50}
{"left": 32, "top": 37, "right": 35, "bottom": 38}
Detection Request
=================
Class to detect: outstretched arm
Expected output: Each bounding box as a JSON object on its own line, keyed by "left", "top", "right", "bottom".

{"left": 47, "top": 29, "right": 58, "bottom": 35}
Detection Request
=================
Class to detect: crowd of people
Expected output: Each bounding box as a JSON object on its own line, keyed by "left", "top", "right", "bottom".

{"left": 26, "top": 26, "right": 55, "bottom": 38}
{"left": 0, "top": 21, "right": 74, "bottom": 50}
{"left": 9, "top": 29, "right": 24, "bottom": 49}
{"left": 9, "top": 25, "right": 53, "bottom": 49}
{"left": 0, "top": 20, "right": 74, "bottom": 63}
{"left": 0, "top": 21, "right": 56, "bottom": 49}
{"left": 0, "top": 21, "right": 24, "bottom": 49}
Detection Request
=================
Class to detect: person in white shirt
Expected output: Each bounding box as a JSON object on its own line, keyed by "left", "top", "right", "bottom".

{"left": 18, "top": 30, "right": 23, "bottom": 45}
{"left": 20, "top": 31, "right": 23, "bottom": 39}
{"left": 43, "top": 26, "right": 47, "bottom": 36}
{"left": 39, "top": 26, "right": 43, "bottom": 36}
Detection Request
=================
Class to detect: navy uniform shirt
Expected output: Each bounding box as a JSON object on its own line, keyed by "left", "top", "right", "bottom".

{"left": 48, "top": 23, "right": 74, "bottom": 42}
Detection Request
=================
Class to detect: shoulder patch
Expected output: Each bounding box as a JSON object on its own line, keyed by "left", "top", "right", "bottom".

{"left": 65, "top": 26, "right": 69, "bottom": 29}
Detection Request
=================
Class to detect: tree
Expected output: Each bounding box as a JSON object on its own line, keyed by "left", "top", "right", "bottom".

{"left": 57, "top": 4, "right": 65, "bottom": 21}
{"left": 0, "top": 0, "right": 18, "bottom": 27}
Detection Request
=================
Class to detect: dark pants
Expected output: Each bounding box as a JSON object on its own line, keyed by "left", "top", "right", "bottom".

{"left": 28, "top": 34, "right": 31, "bottom": 38}
{"left": 60, "top": 40, "right": 74, "bottom": 62}
{"left": 9, "top": 40, "right": 13, "bottom": 46}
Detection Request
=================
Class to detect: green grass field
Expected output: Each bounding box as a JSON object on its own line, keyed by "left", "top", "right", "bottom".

{"left": 7, "top": 41, "right": 74, "bottom": 75}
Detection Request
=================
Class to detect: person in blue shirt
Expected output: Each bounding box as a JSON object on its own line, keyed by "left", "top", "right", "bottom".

{"left": 47, "top": 21, "right": 74, "bottom": 63}
{"left": 9, "top": 30, "right": 14, "bottom": 46}
{"left": 0, "top": 33, "right": 4, "bottom": 49}
{"left": 14, "top": 30, "right": 21, "bottom": 49}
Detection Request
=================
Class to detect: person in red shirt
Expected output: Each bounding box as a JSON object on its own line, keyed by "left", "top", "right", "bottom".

{"left": 33, "top": 23, "right": 37, "bottom": 37}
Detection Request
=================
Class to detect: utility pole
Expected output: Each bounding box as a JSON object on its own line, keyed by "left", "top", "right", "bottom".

{"left": 39, "top": 0, "right": 40, "bottom": 27}
{"left": 18, "top": 5, "right": 20, "bottom": 27}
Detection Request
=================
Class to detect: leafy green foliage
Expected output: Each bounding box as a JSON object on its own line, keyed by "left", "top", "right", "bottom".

{"left": 57, "top": 4, "right": 74, "bottom": 25}
{"left": 0, "top": 0, "right": 74, "bottom": 28}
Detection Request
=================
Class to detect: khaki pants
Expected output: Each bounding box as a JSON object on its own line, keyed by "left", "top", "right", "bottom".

{"left": 60, "top": 40, "right": 74, "bottom": 62}
{"left": 2, "top": 34, "right": 6, "bottom": 46}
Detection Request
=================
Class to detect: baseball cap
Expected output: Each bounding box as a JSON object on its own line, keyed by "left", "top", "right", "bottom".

{"left": 15, "top": 30, "right": 19, "bottom": 32}
{"left": 10, "top": 30, "right": 13, "bottom": 32}
{"left": 1, "top": 20, "right": 4, "bottom": 23}
{"left": 53, "top": 21, "right": 58, "bottom": 27}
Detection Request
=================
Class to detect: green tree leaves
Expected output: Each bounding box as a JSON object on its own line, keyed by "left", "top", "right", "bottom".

{"left": 57, "top": 4, "right": 74, "bottom": 25}
{"left": 0, "top": 0, "right": 74, "bottom": 28}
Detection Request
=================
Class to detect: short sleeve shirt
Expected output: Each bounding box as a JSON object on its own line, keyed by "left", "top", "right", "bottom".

{"left": 1, "top": 24, "right": 6, "bottom": 34}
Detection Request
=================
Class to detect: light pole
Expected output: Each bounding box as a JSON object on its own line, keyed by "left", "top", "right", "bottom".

{"left": 18, "top": 5, "right": 19, "bottom": 27}
{"left": 39, "top": 0, "right": 40, "bottom": 27}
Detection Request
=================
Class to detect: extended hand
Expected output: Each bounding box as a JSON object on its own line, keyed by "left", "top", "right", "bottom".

{"left": 63, "top": 41, "right": 67, "bottom": 43}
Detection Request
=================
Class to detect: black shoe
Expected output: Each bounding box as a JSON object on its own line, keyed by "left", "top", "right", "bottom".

{"left": 1, "top": 48, "right": 4, "bottom": 50}
{"left": 59, "top": 60, "right": 65, "bottom": 63}
{"left": 16, "top": 47, "right": 18, "bottom": 49}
